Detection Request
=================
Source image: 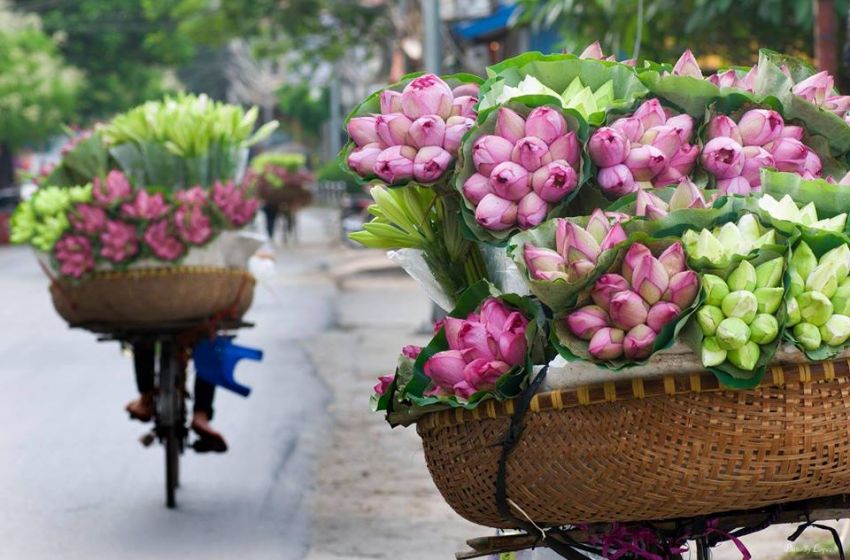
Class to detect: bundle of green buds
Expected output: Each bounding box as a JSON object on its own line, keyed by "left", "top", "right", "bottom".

{"left": 758, "top": 194, "right": 847, "bottom": 232}
{"left": 785, "top": 241, "right": 850, "bottom": 351}
{"left": 696, "top": 256, "right": 785, "bottom": 371}
{"left": 682, "top": 214, "right": 776, "bottom": 266}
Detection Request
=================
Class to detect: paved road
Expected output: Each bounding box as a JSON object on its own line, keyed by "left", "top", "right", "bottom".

{"left": 0, "top": 214, "right": 334, "bottom": 559}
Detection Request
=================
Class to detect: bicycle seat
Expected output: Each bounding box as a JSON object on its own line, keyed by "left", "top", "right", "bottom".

{"left": 193, "top": 336, "right": 263, "bottom": 397}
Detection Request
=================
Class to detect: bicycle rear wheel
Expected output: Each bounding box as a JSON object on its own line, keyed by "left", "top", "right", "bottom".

{"left": 165, "top": 424, "right": 179, "bottom": 508}
{"left": 158, "top": 342, "right": 185, "bottom": 509}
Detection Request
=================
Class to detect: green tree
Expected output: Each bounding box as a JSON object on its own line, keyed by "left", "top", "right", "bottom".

{"left": 277, "top": 83, "right": 329, "bottom": 148}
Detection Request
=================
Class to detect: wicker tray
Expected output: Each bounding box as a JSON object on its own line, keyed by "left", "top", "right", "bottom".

{"left": 417, "top": 359, "right": 850, "bottom": 529}
{"left": 49, "top": 266, "right": 255, "bottom": 328}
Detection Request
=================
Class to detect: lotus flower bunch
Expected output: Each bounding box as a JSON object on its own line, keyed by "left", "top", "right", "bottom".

{"left": 631, "top": 178, "right": 712, "bottom": 219}
{"left": 463, "top": 106, "right": 581, "bottom": 231}
{"left": 523, "top": 211, "right": 627, "bottom": 282}
{"left": 54, "top": 234, "right": 96, "bottom": 279}
{"left": 791, "top": 71, "right": 850, "bottom": 118}
{"left": 682, "top": 214, "right": 776, "bottom": 266}
{"left": 373, "top": 345, "right": 422, "bottom": 397}
{"left": 346, "top": 74, "right": 478, "bottom": 184}
{"left": 488, "top": 74, "right": 616, "bottom": 119}
{"left": 211, "top": 180, "right": 260, "bottom": 227}
{"left": 785, "top": 241, "right": 850, "bottom": 351}
{"left": 758, "top": 194, "right": 847, "bottom": 232}
{"left": 174, "top": 188, "right": 214, "bottom": 246}
{"left": 702, "top": 109, "right": 822, "bottom": 195}
{"left": 423, "top": 298, "right": 529, "bottom": 399}
{"left": 565, "top": 241, "right": 698, "bottom": 361}
{"left": 697, "top": 257, "right": 785, "bottom": 371}
{"left": 590, "top": 99, "right": 698, "bottom": 198}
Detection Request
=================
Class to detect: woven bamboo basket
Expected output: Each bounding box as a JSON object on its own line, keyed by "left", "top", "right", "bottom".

{"left": 48, "top": 266, "right": 255, "bottom": 327}
{"left": 417, "top": 359, "right": 850, "bottom": 529}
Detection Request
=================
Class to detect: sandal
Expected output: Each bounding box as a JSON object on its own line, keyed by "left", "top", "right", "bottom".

{"left": 126, "top": 393, "right": 154, "bottom": 422}
{"left": 191, "top": 421, "right": 228, "bottom": 453}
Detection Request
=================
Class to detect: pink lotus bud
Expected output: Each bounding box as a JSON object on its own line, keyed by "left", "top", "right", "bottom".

{"left": 645, "top": 204, "right": 669, "bottom": 220}
{"left": 475, "top": 194, "right": 517, "bottom": 231}
{"left": 664, "top": 270, "right": 699, "bottom": 309}
{"left": 841, "top": 171, "right": 850, "bottom": 185}
{"left": 534, "top": 270, "right": 570, "bottom": 282}
{"left": 716, "top": 176, "right": 752, "bottom": 196}
{"left": 451, "top": 96, "right": 477, "bottom": 119}
{"left": 375, "top": 113, "right": 413, "bottom": 146}
{"left": 531, "top": 160, "right": 577, "bottom": 203}
{"left": 93, "top": 170, "right": 133, "bottom": 206}
{"left": 414, "top": 146, "right": 452, "bottom": 182}
{"left": 512, "top": 136, "right": 552, "bottom": 171}
{"left": 347, "top": 142, "right": 382, "bottom": 177}
{"left": 443, "top": 317, "right": 465, "bottom": 350}
{"left": 600, "top": 223, "right": 627, "bottom": 250}
{"left": 548, "top": 132, "right": 581, "bottom": 169}
{"left": 121, "top": 189, "right": 169, "bottom": 221}
{"left": 479, "top": 298, "right": 513, "bottom": 337}
{"left": 737, "top": 65, "right": 758, "bottom": 92}
{"left": 380, "top": 90, "right": 403, "bottom": 114}
{"left": 707, "top": 115, "right": 743, "bottom": 144}
{"left": 347, "top": 116, "right": 380, "bottom": 146}
{"left": 495, "top": 107, "right": 526, "bottom": 144}
{"left": 525, "top": 106, "right": 567, "bottom": 145}
{"left": 472, "top": 135, "right": 514, "bottom": 176}
{"left": 622, "top": 243, "right": 652, "bottom": 284}
{"left": 625, "top": 145, "right": 667, "bottom": 181}
{"left": 588, "top": 327, "right": 625, "bottom": 360}
{"left": 589, "top": 127, "right": 630, "bottom": 167}
{"left": 646, "top": 301, "right": 681, "bottom": 332}
{"left": 779, "top": 125, "right": 805, "bottom": 140}
{"left": 555, "top": 218, "right": 570, "bottom": 256}
{"left": 665, "top": 114, "right": 695, "bottom": 143}
{"left": 635, "top": 188, "right": 668, "bottom": 218}
{"left": 402, "top": 345, "right": 422, "bottom": 359}
{"left": 401, "top": 74, "right": 454, "bottom": 119}
{"left": 374, "top": 145, "right": 416, "bottom": 183}
{"left": 457, "top": 322, "right": 499, "bottom": 362}
{"left": 792, "top": 70, "right": 834, "bottom": 105}
{"left": 567, "top": 305, "right": 610, "bottom": 340}
{"left": 609, "top": 290, "right": 649, "bottom": 330}
{"left": 373, "top": 374, "right": 395, "bottom": 396}
{"left": 452, "top": 83, "right": 480, "bottom": 98}
{"left": 592, "top": 273, "right": 630, "bottom": 310}
{"left": 668, "top": 177, "right": 706, "bottom": 210}
{"left": 585, "top": 208, "right": 611, "bottom": 243}
{"left": 443, "top": 116, "right": 474, "bottom": 154}
{"left": 766, "top": 137, "right": 809, "bottom": 173}
{"left": 611, "top": 117, "right": 645, "bottom": 143}
{"left": 632, "top": 254, "right": 669, "bottom": 305}
{"left": 658, "top": 243, "right": 687, "bottom": 276}
{"left": 463, "top": 359, "right": 512, "bottom": 393}
{"left": 633, "top": 99, "right": 667, "bottom": 130}
{"left": 563, "top": 221, "right": 601, "bottom": 263}
{"left": 144, "top": 219, "right": 185, "bottom": 261}
{"left": 70, "top": 203, "right": 107, "bottom": 234}
{"left": 738, "top": 109, "right": 784, "bottom": 146}
{"left": 666, "top": 143, "right": 699, "bottom": 176}
{"left": 408, "top": 115, "right": 446, "bottom": 148}
{"left": 708, "top": 69, "right": 738, "bottom": 88}
{"left": 579, "top": 41, "right": 605, "bottom": 59}
{"left": 462, "top": 173, "right": 493, "bottom": 204}
{"left": 741, "top": 146, "right": 775, "bottom": 187}
{"left": 100, "top": 219, "right": 140, "bottom": 262}
{"left": 569, "top": 259, "right": 596, "bottom": 279}
{"left": 597, "top": 164, "right": 638, "bottom": 198}
{"left": 824, "top": 95, "right": 850, "bottom": 115}
{"left": 802, "top": 149, "right": 823, "bottom": 178}
{"left": 517, "top": 192, "right": 548, "bottom": 229}
{"left": 54, "top": 234, "right": 95, "bottom": 279}
{"left": 701, "top": 137, "right": 744, "bottom": 179}
{"left": 672, "top": 49, "right": 702, "bottom": 78}
{"left": 643, "top": 125, "right": 684, "bottom": 159}
{"left": 490, "top": 161, "right": 531, "bottom": 201}
{"left": 623, "top": 324, "right": 658, "bottom": 360}
{"left": 524, "top": 245, "right": 565, "bottom": 280}
{"left": 424, "top": 350, "right": 467, "bottom": 390}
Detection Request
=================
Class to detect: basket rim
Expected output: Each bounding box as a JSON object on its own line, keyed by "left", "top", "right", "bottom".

{"left": 56, "top": 266, "right": 255, "bottom": 283}
{"left": 416, "top": 358, "right": 850, "bottom": 432}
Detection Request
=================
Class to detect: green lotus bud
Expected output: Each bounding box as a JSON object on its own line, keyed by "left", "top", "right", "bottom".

{"left": 681, "top": 229, "right": 699, "bottom": 253}
{"left": 786, "top": 297, "right": 801, "bottom": 327}
{"left": 696, "top": 305, "right": 725, "bottom": 336}
{"left": 716, "top": 222, "right": 744, "bottom": 256}
{"left": 753, "top": 229, "right": 776, "bottom": 249}
{"left": 819, "top": 244, "right": 850, "bottom": 279}
{"left": 721, "top": 290, "right": 758, "bottom": 324}
{"left": 820, "top": 314, "right": 850, "bottom": 346}
{"left": 716, "top": 317, "right": 751, "bottom": 350}
{"left": 811, "top": 214, "right": 847, "bottom": 233}
{"left": 32, "top": 187, "right": 71, "bottom": 217}
{"left": 68, "top": 184, "right": 93, "bottom": 204}
{"left": 727, "top": 260, "right": 757, "bottom": 292}
{"left": 831, "top": 277, "right": 850, "bottom": 315}
{"left": 790, "top": 242, "right": 817, "bottom": 280}
{"left": 701, "top": 336, "right": 727, "bottom": 368}
{"left": 798, "top": 291, "right": 834, "bottom": 326}
{"left": 755, "top": 257, "right": 784, "bottom": 289}
{"left": 695, "top": 229, "right": 725, "bottom": 263}
{"left": 702, "top": 274, "right": 730, "bottom": 306}
{"left": 727, "top": 341, "right": 760, "bottom": 371}
{"left": 754, "top": 287, "right": 784, "bottom": 314}
{"left": 794, "top": 322, "right": 822, "bottom": 351}
{"left": 805, "top": 263, "right": 839, "bottom": 299}
{"left": 788, "top": 270, "right": 805, "bottom": 298}
{"left": 749, "top": 313, "right": 779, "bottom": 345}
{"left": 798, "top": 202, "right": 818, "bottom": 226}
{"left": 737, "top": 214, "right": 762, "bottom": 243}
{"left": 9, "top": 201, "right": 36, "bottom": 244}
{"left": 774, "top": 195, "right": 800, "bottom": 222}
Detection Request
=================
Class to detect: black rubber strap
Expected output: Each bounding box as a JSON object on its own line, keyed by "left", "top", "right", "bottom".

{"left": 788, "top": 518, "right": 846, "bottom": 560}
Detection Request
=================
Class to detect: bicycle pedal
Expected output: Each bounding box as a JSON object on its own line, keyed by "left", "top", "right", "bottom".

{"left": 139, "top": 431, "right": 156, "bottom": 447}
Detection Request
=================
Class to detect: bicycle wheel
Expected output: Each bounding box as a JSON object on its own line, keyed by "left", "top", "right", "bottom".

{"left": 165, "top": 424, "right": 179, "bottom": 508}
{"left": 158, "top": 342, "right": 183, "bottom": 508}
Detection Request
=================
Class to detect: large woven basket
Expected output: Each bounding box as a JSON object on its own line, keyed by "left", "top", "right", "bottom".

{"left": 417, "top": 359, "right": 850, "bottom": 529}
{"left": 49, "top": 266, "right": 255, "bottom": 327}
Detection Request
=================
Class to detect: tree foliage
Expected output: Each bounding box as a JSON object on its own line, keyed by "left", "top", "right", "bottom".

{"left": 277, "top": 83, "right": 329, "bottom": 145}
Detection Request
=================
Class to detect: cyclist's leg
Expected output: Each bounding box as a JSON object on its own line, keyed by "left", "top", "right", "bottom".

{"left": 191, "top": 378, "right": 227, "bottom": 452}
{"left": 127, "top": 340, "right": 155, "bottom": 421}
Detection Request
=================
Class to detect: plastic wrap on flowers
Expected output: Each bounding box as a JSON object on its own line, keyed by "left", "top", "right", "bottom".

{"left": 551, "top": 234, "right": 701, "bottom": 369}
{"left": 339, "top": 72, "right": 483, "bottom": 190}
{"left": 507, "top": 212, "right": 627, "bottom": 312}
{"left": 455, "top": 99, "right": 589, "bottom": 244}
{"left": 477, "top": 52, "right": 649, "bottom": 125}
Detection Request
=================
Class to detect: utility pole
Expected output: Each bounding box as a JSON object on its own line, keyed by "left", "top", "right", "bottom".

{"left": 422, "top": 0, "right": 441, "bottom": 74}
{"left": 815, "top": 0, "right": 838, "bottom": 75}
